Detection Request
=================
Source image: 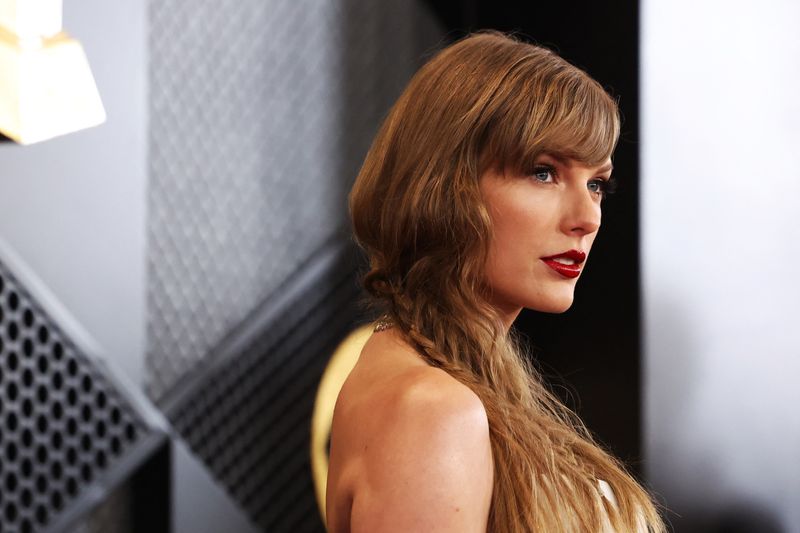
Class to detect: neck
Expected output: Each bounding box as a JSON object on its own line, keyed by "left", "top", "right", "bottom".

{"left": 483, "top": 296, "right": 521, "bottom": 332}
{"left": 497, "top": 307, "right": 522, "bottom": 333}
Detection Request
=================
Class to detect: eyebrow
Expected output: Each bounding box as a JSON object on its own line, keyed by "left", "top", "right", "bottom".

{"left": 541, "top": 153, "right": 613, "bottom": 174}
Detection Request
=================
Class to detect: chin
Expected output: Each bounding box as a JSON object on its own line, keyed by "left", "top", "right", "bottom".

{"left": 527, "top": 294, "right": 575, "bottom": 314}
{"left": 531, "top": 302, "right": 573, "bottom": 314}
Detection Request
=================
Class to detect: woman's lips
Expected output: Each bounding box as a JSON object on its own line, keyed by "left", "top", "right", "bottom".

{"left": 540, "top": 250, "right": 586, "bottom": 279}
{"left": 541, "top": 259, "right": 581, "bottom": 278}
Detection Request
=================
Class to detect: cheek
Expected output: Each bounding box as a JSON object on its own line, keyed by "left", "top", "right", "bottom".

{"left": 479, "top": 177, "right": 557, "bottom": 292}
{"left": 490, "top": 198, "right": 549, "bottom": 256}
{"left": 485, "top": 201, "right": 549, "bottom": 281}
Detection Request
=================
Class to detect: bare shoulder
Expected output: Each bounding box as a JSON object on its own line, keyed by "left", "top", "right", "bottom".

{"left": 350, "top": 362, "right": 494, "bottom": 532}
{"left": 387, "top": 366, "right": 490, "bottom": 444}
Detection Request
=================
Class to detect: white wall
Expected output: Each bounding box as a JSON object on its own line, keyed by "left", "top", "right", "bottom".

{"left": 0, "top": 0, "right": 147, "bottom": 384}
{"left": 642, "top": 1, "right": 800, "bottom": 531}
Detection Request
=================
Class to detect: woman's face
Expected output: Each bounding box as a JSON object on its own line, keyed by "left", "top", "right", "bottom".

{"left": 479, "top": 153, "right": 613, "bottom": 325}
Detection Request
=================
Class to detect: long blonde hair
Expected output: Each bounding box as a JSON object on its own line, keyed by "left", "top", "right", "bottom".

{"left": 349, "top": 31, "right": 665, "bottom": 532}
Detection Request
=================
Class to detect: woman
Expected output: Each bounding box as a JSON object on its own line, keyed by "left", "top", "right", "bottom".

{"left": 326, "top": 31, "right": 665, "bottom": 532}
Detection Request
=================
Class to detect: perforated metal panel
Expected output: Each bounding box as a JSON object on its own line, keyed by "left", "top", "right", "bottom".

{"left": 0, "top": 250, "right": 164, "bottom": 533}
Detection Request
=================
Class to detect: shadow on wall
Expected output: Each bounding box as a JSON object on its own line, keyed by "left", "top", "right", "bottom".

{"left": 336, "top": 0, "right": 445, "bottom": 197}
{"left": 677, "top": 502, "right": 784, "bottom": 533}
{"left": 647, "top": 292, "right": 786, "bottom": 533}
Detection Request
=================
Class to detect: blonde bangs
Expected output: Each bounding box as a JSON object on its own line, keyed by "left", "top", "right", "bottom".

{"left": 482, "top": 54, "right": 621, "bottom": 174}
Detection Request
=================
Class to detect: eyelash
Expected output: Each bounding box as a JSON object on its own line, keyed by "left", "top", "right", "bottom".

{"left": 531, "top": 164, "right": 617, "bottom": 198}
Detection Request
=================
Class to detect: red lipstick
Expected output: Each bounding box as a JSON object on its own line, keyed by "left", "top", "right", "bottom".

{"left": 540, "top": 250, "right": 586, "bottom": 279}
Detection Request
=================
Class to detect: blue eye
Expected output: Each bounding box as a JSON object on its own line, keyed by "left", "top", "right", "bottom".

{"left": 588, "top": 177, "right": 618, "bottom": 197}
{"left": 532, "top": 165, "right": 555, "bottom": 182}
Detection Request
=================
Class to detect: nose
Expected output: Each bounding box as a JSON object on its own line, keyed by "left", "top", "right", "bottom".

{"left": 561, "top": 188, "right": 601, "bottom": 236}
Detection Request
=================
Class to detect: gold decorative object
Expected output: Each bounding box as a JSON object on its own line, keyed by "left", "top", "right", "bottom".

{"left": 310, "top": 324, "right": 373, "bottom": 525}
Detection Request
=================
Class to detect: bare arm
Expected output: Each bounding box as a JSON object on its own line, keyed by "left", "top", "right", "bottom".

{"left": 350, "top": 371, "right": 494, "bottom": 532}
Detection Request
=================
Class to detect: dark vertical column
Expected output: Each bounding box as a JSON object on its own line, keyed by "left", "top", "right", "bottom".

{"left": 130, "top": 442, "right": 172, "bottom": 533}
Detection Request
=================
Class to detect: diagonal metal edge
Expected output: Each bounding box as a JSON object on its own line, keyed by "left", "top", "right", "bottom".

{"left": 42, "top": 432, "right": 170, "bottom": 533}
{"left": 0, "top": 236, "right": 174, "bottom": 532}
{"left": 0, "top": 236, "right": 170, "bottom": 435}
{"left": 158, "top": 235, "right": 362, "bottom": 416}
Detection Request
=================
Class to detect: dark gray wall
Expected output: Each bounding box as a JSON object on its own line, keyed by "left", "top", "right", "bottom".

{"left": 146, "top": 1, "right": 443, "bottom": 531}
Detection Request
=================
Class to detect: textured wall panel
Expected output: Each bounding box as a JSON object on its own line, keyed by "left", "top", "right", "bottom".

{"left": 165, "top": 241, "right": 361, "bottom": 531}
{"left": 0, "top": 248, "right": 165, "bottom": 533}
{"left": 146, "top": 0, "right": 443, "bottom": 401}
